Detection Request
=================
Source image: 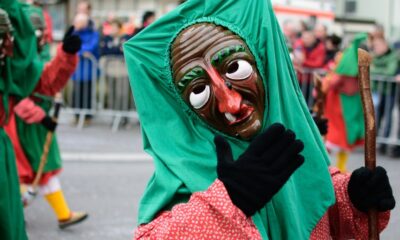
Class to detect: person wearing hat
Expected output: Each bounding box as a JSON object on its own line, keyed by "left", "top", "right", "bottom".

{"left": 3, "top": 3, "right": 88, "bottom": 229}
{"left": 124, "top": 0, "right": 395, "bottom": 239}
{"left": 0, "top": 0, "right": 83, "bottom": 234}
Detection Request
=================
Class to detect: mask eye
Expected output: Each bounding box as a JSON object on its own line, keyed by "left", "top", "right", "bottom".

{"left": 226, "top": 60, "right": 253, "bottom": 80}
{"left": 189, "top": 85, "right": 210, "bottom": 109}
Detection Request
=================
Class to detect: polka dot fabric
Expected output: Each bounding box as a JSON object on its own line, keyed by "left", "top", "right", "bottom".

{"left": 134, "top": 168, "right": 390, "bottom": 240}
{"left": 135, "top": 180, "right": 261, "bottom": 239}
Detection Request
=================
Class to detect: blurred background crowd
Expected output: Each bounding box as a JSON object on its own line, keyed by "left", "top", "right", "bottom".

{"left": 34, "top": 0, "right": 400, "bottom": 156}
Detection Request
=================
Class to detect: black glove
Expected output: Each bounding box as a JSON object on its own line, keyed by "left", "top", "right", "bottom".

{"left": 348, "top": 166, "right": 395, "bottom": 213}
{"left": 215, "top": 123, "right": 305, "bottom": 217}
{"left": 312, "top": 113, "right": 328, "bottom": 135}
{"left": 41, "top": 116, "right": 57, "bottom": 132}
{"left": 62, "top": 26, "right": 82, "bottom": 54}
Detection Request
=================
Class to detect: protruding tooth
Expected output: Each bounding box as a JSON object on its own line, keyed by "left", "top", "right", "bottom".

{"left": 225, "top": 113, "right": 237, "bottom": 122}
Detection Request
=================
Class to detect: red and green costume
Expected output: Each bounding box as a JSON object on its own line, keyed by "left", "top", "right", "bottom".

{"left": 323, "top": 34, "right": 367, "bottom": 151}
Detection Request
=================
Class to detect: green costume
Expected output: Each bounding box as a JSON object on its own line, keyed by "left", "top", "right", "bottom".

{"left": 124, "top": 0, "right": 335, "bottom": 239}
{"left": 15, "top": 4, "right": 62, "bottom": 178}
{"left": 332, "top": 34, "right": 367, "bottom": 146}
{"left": 0, "top": 0, "right": 40, "bottom": 237}
{"left": 0, "top": 129, "right": 27, "bottom": 240}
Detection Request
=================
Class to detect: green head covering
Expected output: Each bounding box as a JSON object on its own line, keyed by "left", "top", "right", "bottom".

{"left": 0, "top": 8, "right": 13, "bottom": 35}
{"left": 335, "top": 33, "right": 368, "bottom": 77}
{"left": 124, "top": 0, "right": 335, "bottom": 239}
{"left": 0, "top": 0, "right": 44, "bottom": 100}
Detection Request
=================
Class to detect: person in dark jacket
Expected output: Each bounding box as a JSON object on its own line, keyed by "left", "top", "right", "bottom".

{"left": 71, "top": 13, "right": 99, "bottom": 124}
{"left": 100, "top": 19, "right": 130, "bottom": 56}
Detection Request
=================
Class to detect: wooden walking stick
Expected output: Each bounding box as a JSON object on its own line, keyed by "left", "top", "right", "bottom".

{"left": 23, "top": 95, "right": 63, "bottom": 206}
{"left": 358, "top": 49, "right": 379, "bottom": 240}
{"left": 313, "top": 72, "right": 326, "bottom": 119}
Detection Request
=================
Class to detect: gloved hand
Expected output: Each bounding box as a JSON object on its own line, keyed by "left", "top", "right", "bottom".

{"left": 312, "top": 113, "right": 328, "bottom": 135}
{"left": 62, "top": 26, "right": 82, "bottom": 54}
{"left": 41, "top": 115, "right": 58, "bottom": 132}
{"left": 348, "top": 166, "right": 395, "bottom": 213}
{"left": 215, "top": 123, "right": 305, "bottom": 217}
{"left": 14, "top": 98, "right": 46, "bottom": 124}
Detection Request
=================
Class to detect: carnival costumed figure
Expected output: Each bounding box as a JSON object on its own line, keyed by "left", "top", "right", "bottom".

{"left": 124, "top": 1, "right": 395, "bottom": 239}
{"left": 1, "top": 0, "right": 87, "bottom": 230}
{"left": 323, "top": 34, "right": 367, "bottom": 172}
{"left": 5, "top": 1, "right": 88, "bottom": 228}
{"left": 0, "top": 9, "right": 28, "bottom": 240}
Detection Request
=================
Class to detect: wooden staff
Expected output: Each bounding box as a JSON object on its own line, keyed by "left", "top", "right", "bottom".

{"left": 313, "top": 72, "right": 326, "bottom": 118}
{"left": 358, "top": 49, "right": 379, "bottom": 240}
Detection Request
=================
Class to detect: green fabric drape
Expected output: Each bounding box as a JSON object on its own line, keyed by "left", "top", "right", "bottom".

{"left": 0, "top": 0, "right": 44, "bottom": 100}
{"left": 0, "top": 129, "right": 28, "bottom": 240}
{"left": 124, "top": 0, "right": 335, "bottom": 239}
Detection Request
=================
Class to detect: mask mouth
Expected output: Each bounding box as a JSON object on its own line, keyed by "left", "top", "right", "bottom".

{"left": 224, "top": 103, "right": 254, "bottom": 126}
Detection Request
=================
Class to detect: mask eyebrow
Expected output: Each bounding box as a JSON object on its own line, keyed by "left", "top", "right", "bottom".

{"left": 177, "top": 67, "right": 206, "bottom": 93}
{"left": 211, "top": 45, "right": 246, "bottom": 67}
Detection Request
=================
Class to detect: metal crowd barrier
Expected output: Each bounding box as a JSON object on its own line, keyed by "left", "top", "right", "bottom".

{"left": 63, "top": 53, "right": 138, "bottom": 131}
{"left": 297, "top": 68, "right": 400, "bottom": 147}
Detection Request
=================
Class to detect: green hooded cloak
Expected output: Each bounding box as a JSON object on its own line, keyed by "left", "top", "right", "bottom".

{"left": 0, "top": 0, "right": 44, "bottom": 100}
{"left": 16, "top": 4, "right": 61, "bottom": 175}
{"left": 124, "top": 0, "right": 335, "bottom": 239}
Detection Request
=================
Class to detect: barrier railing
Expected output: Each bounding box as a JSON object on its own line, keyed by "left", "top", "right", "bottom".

{"left": 63, "top": 54, "right": 138, "bottom": 131}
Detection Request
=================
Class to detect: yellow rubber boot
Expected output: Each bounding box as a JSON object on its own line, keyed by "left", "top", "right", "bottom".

{"left": 336, "top": 151, "right": 349, "bottom": 173}
{"left": 45, "top": 190, "right": 71, "bottom": 221}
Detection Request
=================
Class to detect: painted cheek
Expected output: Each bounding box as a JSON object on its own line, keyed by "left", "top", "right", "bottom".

{"left": 207, "top": 67, "right": 242, "bottom": 114}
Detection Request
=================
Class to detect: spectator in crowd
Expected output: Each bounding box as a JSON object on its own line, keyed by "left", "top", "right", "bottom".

{"left": 100, "top": 19, "right": 129, "bottom": 56}
{"left": 101, "top": 12, "right": 116, "bottom": 37}
{"left": 294, "top": 31, "right": 326, "bottom": 99}
{"left": 123, "top": 15, "right": 137, "bottom": 36}
{"left": 324, "top": 34, "right": 342, "bottom": 67}
{"left": 314, "top": 23, "right": 328, "bottom": 42}
{"left": 392, "top": 54, "right": 400, "bottom": 157}
{"left": 136, "top": 11, "right": 155, "bottom": 34}
{"left": 283, "top": 20, "right": 299, "bottom": 55}
{"left": 77, "top": 0, "right": 94, "bottom": 29}
{"left": 71, "top": 13, "right": 100, "bottom": 124}
{"left": 370, "top": 37, "right": 399, "bottom": 155}
{"left": 294, "top": 31, "right": 326, "bottom": 69}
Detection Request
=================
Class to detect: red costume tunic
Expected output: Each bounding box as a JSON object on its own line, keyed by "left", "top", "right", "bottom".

{"left": 134, "top": 168, "right": 389, "bottom": 240}
{"left": 3, "top": 45, "right": 78, "bottom": 185}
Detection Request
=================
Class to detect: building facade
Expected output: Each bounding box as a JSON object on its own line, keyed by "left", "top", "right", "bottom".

{"left": 335, "top": 0, "right": 400, "bottom": 40}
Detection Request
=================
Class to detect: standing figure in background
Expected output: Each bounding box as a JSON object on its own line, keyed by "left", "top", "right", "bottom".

{"left": 370, "top": 37, "right": 399, "bottom": 155}
{"left": 314, "top": 23, "right": 328, "bottom": 43}
{"left": 71, "top": 13, "right": 99, "bottom": 125}
{"left": 294, "top": 31, "right": 326, "bottom": 103}
{"left": 323, "top": 34, "right": 367, "bottom": 172}
{"left": 4, "top": 4, "right": 88, "bottom": 229}
{"left": 123, "top": 15, "right": 137, "bottom": 37}
{"left": 136, "top": 11, "right": 155, "bottom": 34}
{"left": 100, "top": 19, "right": 130, "bottom": 57}
{"left": 324, "top": 34, "right": 342, "bottom": 67}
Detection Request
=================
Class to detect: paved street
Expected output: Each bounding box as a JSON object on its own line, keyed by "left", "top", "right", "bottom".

{"left": 25, "top": 121, "right": 400, "bottom": 239}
